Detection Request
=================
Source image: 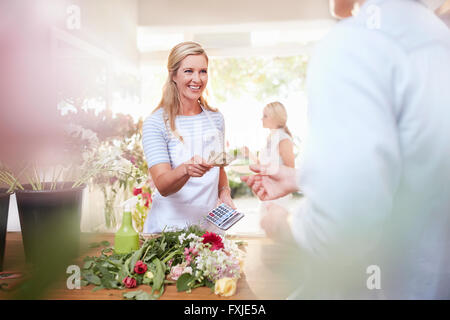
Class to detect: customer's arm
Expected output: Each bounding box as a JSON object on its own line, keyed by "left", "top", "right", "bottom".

{"left": 290, "top": 27, "right": 404, "bottom": 260}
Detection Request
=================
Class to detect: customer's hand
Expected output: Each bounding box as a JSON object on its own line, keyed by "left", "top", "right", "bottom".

{"left": 240, "top": 164, "right": 299, "bottom": 201}
{"left": 184, "top": 155, "right": 212, "bottom": 177}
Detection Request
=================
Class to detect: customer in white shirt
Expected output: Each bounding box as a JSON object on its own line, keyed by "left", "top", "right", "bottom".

{"left": 242, "top": 0, "right": 450, "bottom": 299}
{"left": 438, "top": 4, "right": 450, "bottom": 27}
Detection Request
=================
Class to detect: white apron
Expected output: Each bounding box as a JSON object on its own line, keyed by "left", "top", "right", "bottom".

{"left": 144, "top": 106, "right": 223, "bottom": 234}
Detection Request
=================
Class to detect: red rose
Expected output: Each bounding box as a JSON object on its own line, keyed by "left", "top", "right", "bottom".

{"left": 134, "top": 260, "right": 147, "bottom": 274}
{"left": 122, "top": 276, "right": 137, "bottom": 288}
{"left": 202, "top": 232, "right": 224, "bottom": 251}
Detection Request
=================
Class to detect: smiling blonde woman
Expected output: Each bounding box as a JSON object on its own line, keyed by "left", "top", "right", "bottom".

{"left": 142, "top": 42, "right": 235, "bottom": 234}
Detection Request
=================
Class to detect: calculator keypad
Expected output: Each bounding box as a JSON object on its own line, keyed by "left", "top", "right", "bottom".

{"left": 206, "top": 203, "right": 243, "bottom": 230}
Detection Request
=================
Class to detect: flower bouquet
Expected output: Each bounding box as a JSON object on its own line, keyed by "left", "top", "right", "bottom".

{"left": 129, "top": 185, "right": 152, "bottom": 233}
{"left": 81, "top": 226, "right": 245, "bottom": 299}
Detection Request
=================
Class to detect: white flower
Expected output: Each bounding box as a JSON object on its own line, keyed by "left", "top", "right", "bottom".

{"left": 178, "top": 233, "right": 186, "bottom": 244}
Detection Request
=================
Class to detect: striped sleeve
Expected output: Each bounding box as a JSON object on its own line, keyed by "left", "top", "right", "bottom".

{"left": 142, "top": 111, "right": 170, "bottom": 168}
{"left": 216, "top": 111, "right": 225, "bottom": 139}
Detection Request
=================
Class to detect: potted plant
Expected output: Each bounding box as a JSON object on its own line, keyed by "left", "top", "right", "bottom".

{"left": 0, "top": 187, "right": 11, "bottom": 272}
{"left": 0, "top": 124, "right": 137, "bottom": 266}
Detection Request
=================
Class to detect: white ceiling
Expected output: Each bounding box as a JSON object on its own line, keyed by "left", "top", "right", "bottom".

{"left": 136, "top": 0, "right": 336, "bottom": 63}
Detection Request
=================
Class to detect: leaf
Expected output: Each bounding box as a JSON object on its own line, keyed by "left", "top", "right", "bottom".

{"left": 151, "top": 284, "right": 164, "bottom": 299}
{"left": 101, "top": 241, "right": 110, "bottom": 246}
{"left": 142, "top": 276, "right": 152, "bottom": 285}
{"left": 101, "top": 248, "right": 113, "bottom": 254}
{"left": 151, "top": 258, "right": 165, "bottom": 292}
{"left": 204, "top": 279, "right": 215, "bottom": 289}
{"left": 83, "top": 272, "right": 101, "bottom": 286}
{"left": 123, "top": 257, "right": 132, "bottom": 276}
{"left": 176, "top": 273, "right": 195, "bottom": 292}
{"left": 83, "top": 260, "right": 95, "bottom": 269}
{"left": 88, "top": 242, "right": 100, "bottom": 248}
{"left": 143, "top": 253, "right": 156, "bottom": 263}
{"left": 123, "top": 290, "right": 154, "bottom": 300}
{"left": 92, "top": 285, "right": 104, "bottom": 292}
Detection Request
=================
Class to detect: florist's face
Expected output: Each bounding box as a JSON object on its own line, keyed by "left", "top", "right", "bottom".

{"left": 172, "top": 54, "right": 208, "bottom": 103}
{"left": 262, "top": 108, "right": 277, "bottom": 129}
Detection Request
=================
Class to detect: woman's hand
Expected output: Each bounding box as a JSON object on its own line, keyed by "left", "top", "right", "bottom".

{"left": 217, "top": 186, "right": 236, "bottom": 209}
{"left": 240, "top": 164, "right": 299, "bottom": 201}
{"left": 184, "top": 155, "right": 213, "bottom": 177}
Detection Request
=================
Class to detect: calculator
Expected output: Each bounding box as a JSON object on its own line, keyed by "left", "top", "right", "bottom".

{"left": 205, "top": 203, "right": 245, "bottom": 230}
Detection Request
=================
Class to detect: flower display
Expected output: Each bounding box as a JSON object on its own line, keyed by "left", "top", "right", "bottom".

{"left": 127, "top": 184, "right": 152, "bottom": 232}
{"left": 81, "top": 226, "right": 245, "bottom": 300}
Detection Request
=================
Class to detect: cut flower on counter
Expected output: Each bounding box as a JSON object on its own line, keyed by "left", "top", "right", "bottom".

{"left": 80, "top": 225, "right": 245, "bottom": 300}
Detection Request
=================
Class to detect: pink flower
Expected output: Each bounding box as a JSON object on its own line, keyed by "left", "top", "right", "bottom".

{"left": 134, "top": 260, "right": 147, "bottom": 274}
{"left": 122, "top": 276, "right": 137, "bottom": 288}
{"left": 109, "top": 176, "right": 118, "bottom": 185}
{"left": 133, "top": 187, "right": 142, "bottom": 196}
{"left": 169, "top": 264, "right": 192, "bottom": 281}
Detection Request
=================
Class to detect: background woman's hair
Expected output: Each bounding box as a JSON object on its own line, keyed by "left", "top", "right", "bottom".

{"left": 153, "top": 41, "right": 216, "bottom": 141}
{"left": 264, "top": 101, "right": 292, "bottom": 137}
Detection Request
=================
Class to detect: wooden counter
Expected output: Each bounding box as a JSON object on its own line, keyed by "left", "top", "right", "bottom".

{"left": 0, "top": 232, "right": 304, "bottom": 300}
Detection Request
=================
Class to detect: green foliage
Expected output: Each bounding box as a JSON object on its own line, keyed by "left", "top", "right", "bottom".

{"left": 176, "top": 273, "right": 195, "bottom": 292}
{"left": 123, "top": 290, "right": 154, "bottom": 300}
{"left": 209, "top": 55, "right": 308, "bottom": 103}
{"left": 81, "top": 225, "right": 208, "bottom": 299}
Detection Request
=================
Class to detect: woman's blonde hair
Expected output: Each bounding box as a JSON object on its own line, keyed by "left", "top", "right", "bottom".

{"left": 153, "top": 41, "right": 216, "bottom": 141}
{"left": 264, "top": 101, "right": 292, "bottom": 137}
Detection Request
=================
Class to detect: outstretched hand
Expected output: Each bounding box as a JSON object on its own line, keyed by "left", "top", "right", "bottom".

{"left": 240, "top": 164, "right": 299, "bottom": 201}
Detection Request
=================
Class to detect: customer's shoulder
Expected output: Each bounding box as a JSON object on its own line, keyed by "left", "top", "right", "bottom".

{"left": 327, "top": 0, "right": 450, "bottom": 53}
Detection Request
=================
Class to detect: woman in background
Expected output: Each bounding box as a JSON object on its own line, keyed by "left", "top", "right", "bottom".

{"left": 242, "top": 101, "right": 295, "bottom": 211}
{"left": 242, "top": 101, "right": 295, "bottom": 169}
